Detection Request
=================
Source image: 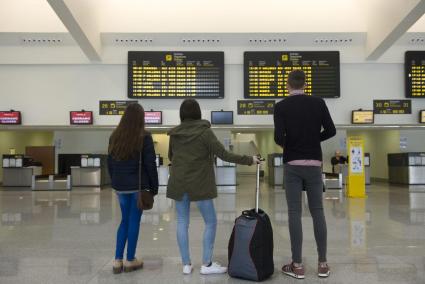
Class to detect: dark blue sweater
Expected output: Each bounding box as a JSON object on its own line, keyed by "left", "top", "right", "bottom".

{"left": 107, "top": 134, "right": 159, "bottom": 194}
{"left": 274, "top": 95, "right": 336, "bottom": 163}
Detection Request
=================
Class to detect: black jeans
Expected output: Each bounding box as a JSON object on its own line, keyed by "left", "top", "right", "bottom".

{"left": 283, "top": 164, "right": 327, "bottom": 263}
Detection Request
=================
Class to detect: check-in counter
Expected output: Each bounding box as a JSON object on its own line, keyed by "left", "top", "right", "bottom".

{"left": 3, "top": 166, "right": 42, "bottom": 187}
{"left": 323, "top": 172, "right": 342, "bottom": 189}
{"left": 2, "top": 154, "right": 42, "bottom": 187}
{"left": 215, "top": 158, "right": 236, "bottom": 186}
{"left": 71, "top": 167, "right": 101, "bottom": 187}
{"left": 268, "top": 153, "right": 284, "bottom": 186}
{"left": 388, "top": 153, "right": 425, "bottom": 185}
{"left": 71, "top": 154, "right": 110, "bottom": 187}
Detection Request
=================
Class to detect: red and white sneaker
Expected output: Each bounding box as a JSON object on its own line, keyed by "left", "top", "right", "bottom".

{"left": 318, "top": 263, "right": 330, "bottom": 278}
{"left": 282, "top": 262, "right": 305, "bottom": 279}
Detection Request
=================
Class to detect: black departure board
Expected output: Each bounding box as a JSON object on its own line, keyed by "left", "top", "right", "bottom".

{"left": 405, "top": 51, "right": 425, "bottom": 98}
{"left": 244, "top": 51, "right": 340, "bottom": 98}
{"left": 99, "top": 100, "right": 137, "bottom": 115}
{"left": 128, "top": 51, "right": 224, "bottom": 98}
{"left": 237, "top": 100, "right": 275, "bottom": 115}
{"left": 373, "top": 100, "right": 411, "bottom": 114}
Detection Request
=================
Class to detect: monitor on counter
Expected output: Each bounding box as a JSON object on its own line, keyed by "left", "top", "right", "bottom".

{"left": 70, "top": 111, "right": 93, "bottom": 125}
{"left": 144, "top": 111, "right": 162, "bottom": 125}
{"left": 211, "top": 111, "right": 233, "bottom": 125}
{"left": 351, "top": 110, "right": 374, "bottom": 124}
{"left": 0, "top": 111, "right": 21, "bottom": 125}
{"left": 420, "top": 110, "right": 425, "bottom": 123}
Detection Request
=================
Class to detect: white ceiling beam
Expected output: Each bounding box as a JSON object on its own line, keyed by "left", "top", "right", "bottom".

{"left": 47, "top": 0, "right": 101, "bottom": 62}
{"left": 366, "top": 0, "right": 425, "bottom": 60}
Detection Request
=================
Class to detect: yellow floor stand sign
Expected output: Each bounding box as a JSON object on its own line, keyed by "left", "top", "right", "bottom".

{"left": 346, "top": 136, "right": 366, "bottom": 198}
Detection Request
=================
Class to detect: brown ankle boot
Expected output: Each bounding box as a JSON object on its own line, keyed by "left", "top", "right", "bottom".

{"left": 112, "top": 259, "right": 123, "bottom": 274}
{"left": 124, "top": 258, "right": 143, "bottom": 273}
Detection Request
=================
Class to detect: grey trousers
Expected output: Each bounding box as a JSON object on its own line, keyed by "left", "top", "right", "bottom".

{"left": 283, "top": 164, "right": 327, "bottom": 263}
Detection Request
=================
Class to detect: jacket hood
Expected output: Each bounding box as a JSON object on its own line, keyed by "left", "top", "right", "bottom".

{"left": 168, "top": 119, "right": 211, "bottom": 143}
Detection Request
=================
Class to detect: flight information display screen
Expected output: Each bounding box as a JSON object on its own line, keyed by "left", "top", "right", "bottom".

{"left": 144, "top": 111, "right": 162, "bottom": 125}
{"left": 128, "top": 51, "right": 224, "bottom": 98}
{"left": 405, "top": 51, "right": 425, "bottom": 98}
{"left": 0, "top": 111, "right": 21, "bottom": 125}
{"left": 244, "top": 51, "right": 340, "bottom": 98}
{"left": 70, "top": 111, "right": 93, "bottom": 125}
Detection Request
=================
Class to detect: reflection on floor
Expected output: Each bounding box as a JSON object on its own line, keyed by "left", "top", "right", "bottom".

{"left": 0, "top": 177, "right": 424, "bottom": 284}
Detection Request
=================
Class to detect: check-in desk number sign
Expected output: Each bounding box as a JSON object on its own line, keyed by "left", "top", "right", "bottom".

{"left": 373, "top": 100, "right": 411, "bottom": 114}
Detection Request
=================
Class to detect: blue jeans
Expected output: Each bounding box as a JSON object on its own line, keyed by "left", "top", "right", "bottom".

{"left": 175, "top": 193, "right": 217, "bottom": 265}
{"left": 115, "top": 192, "right": 143, "bottom": 261}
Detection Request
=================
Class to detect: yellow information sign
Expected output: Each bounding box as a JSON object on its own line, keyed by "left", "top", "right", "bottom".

{"left": 346, "top": 136, "right": 366, "bottom": 198}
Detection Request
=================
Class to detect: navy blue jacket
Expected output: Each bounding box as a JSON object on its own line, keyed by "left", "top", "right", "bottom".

{"left": 107, "top": 134, "right": 159, "bottom": 195}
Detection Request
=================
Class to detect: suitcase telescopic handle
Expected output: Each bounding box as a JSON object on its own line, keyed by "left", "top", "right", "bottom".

{"left": 255, "top": 155, "right": 265, "bottom": 213}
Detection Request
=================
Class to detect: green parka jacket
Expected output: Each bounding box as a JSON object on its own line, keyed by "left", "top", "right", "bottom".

{"left": 167, "top": 119, "right": 253, "bottom": 201}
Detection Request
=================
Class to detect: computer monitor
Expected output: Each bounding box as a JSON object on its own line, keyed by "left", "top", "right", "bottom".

{"left": 211, "top": 111, "right": 233, "bottom": 125}
{"left": 351, "top": 110, "right": 374, "bottom": 124}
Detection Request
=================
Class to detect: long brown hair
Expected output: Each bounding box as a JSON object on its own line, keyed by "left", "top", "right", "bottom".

{"left": 108, "top": 103, "right": 145, "bottom": 160}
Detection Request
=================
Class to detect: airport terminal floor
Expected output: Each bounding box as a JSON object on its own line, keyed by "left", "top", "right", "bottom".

{"left": 0, "top": 176, "right": 424, "bottom": 284}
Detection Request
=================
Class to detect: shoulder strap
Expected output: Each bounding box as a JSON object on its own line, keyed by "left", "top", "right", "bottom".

{"left": 139, "top": 150, "right": 142, "bottom": 191}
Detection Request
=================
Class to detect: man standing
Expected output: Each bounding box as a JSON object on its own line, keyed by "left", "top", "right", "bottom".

{"left": 273, "top": 69, "right": 336, "bottom": 279}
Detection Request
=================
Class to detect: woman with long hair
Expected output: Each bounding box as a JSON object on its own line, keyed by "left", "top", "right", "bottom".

{"left": 167, "top": 99, "right": 260, "bottom": 275}
{"left": 107, "top": 103, "right": 158, "bottom": 274}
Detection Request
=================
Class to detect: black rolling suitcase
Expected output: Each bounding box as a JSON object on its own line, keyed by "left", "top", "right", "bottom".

{"left": 228, "top": 158, "right": 274, "bottom": 281}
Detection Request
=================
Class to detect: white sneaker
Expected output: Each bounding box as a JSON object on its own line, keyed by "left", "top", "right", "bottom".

{"left": 200, "top": 262, "right": 227, "bottom": 275}
{"left": 183, "top": 264, "right": 193, "bottom": 275}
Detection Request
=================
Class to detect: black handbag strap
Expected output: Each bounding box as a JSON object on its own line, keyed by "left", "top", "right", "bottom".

{"left": 139, "top": 150, "right": 142, "bottom": 192}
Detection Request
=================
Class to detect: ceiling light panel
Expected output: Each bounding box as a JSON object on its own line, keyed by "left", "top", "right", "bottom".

{"left": 248, "top": 38, "right": 287, "bottom": 44}
{"left": 112, "top": 37, "right": 154, "bottom": 45}
{"left": 313, "top": 38, "right": 354, "bottom": 45}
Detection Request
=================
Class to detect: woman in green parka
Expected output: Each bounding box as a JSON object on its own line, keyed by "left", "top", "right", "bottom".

{"left": 167, "top": 99, "right": 261, "bottom": 275}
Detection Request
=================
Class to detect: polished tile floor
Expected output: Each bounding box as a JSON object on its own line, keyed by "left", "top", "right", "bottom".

{"left": 0, "top": 177, "right": 424, "bottom": 284}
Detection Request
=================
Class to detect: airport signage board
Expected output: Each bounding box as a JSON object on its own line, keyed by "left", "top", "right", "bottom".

{"left": 99, "top": 100, "right": 138, "bottom": 115}
{"left": 405, "top": 51, "right": 425, "bottom": 98}
{"left": 0, "top": 111, "right": 21, "bottom": 125}
{"left": 144, "top": 111, "right": 162, "bottom": 125}
{"left": 244, "top": 51, "right": 340, "bottom": 98}
{"left": 237, "top": 100, "right": 275, "bottom": 115}
{"left": 70, "top": 111, "right": 93, "bottom": 125}
{"left": 373, "top": 100, "right": 411, "bottom": 114}
{"left": 128, "top": 51, "right": 224, "bottom": 98}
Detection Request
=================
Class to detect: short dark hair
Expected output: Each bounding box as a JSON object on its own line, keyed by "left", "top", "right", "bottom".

{"left": 287, "top": 69, "right": 306, "bottom": 90}
{"left": 180, "top": 99, "right": 202, "bottom": 121}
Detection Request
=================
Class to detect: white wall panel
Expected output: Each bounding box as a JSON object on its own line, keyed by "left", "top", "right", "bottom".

{"left": 1, "top": 63, "right": 425, "bottom": 126}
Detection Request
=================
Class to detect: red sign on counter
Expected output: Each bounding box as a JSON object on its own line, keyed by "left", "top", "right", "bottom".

{"left": 144, "top": 111, "right": 162, "bottom": 125}
{"left": 0, "top": 111, "right": 21, "bottom": 125}
{"left": 70, "top": 111, "right": 93, "bottom": 125}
